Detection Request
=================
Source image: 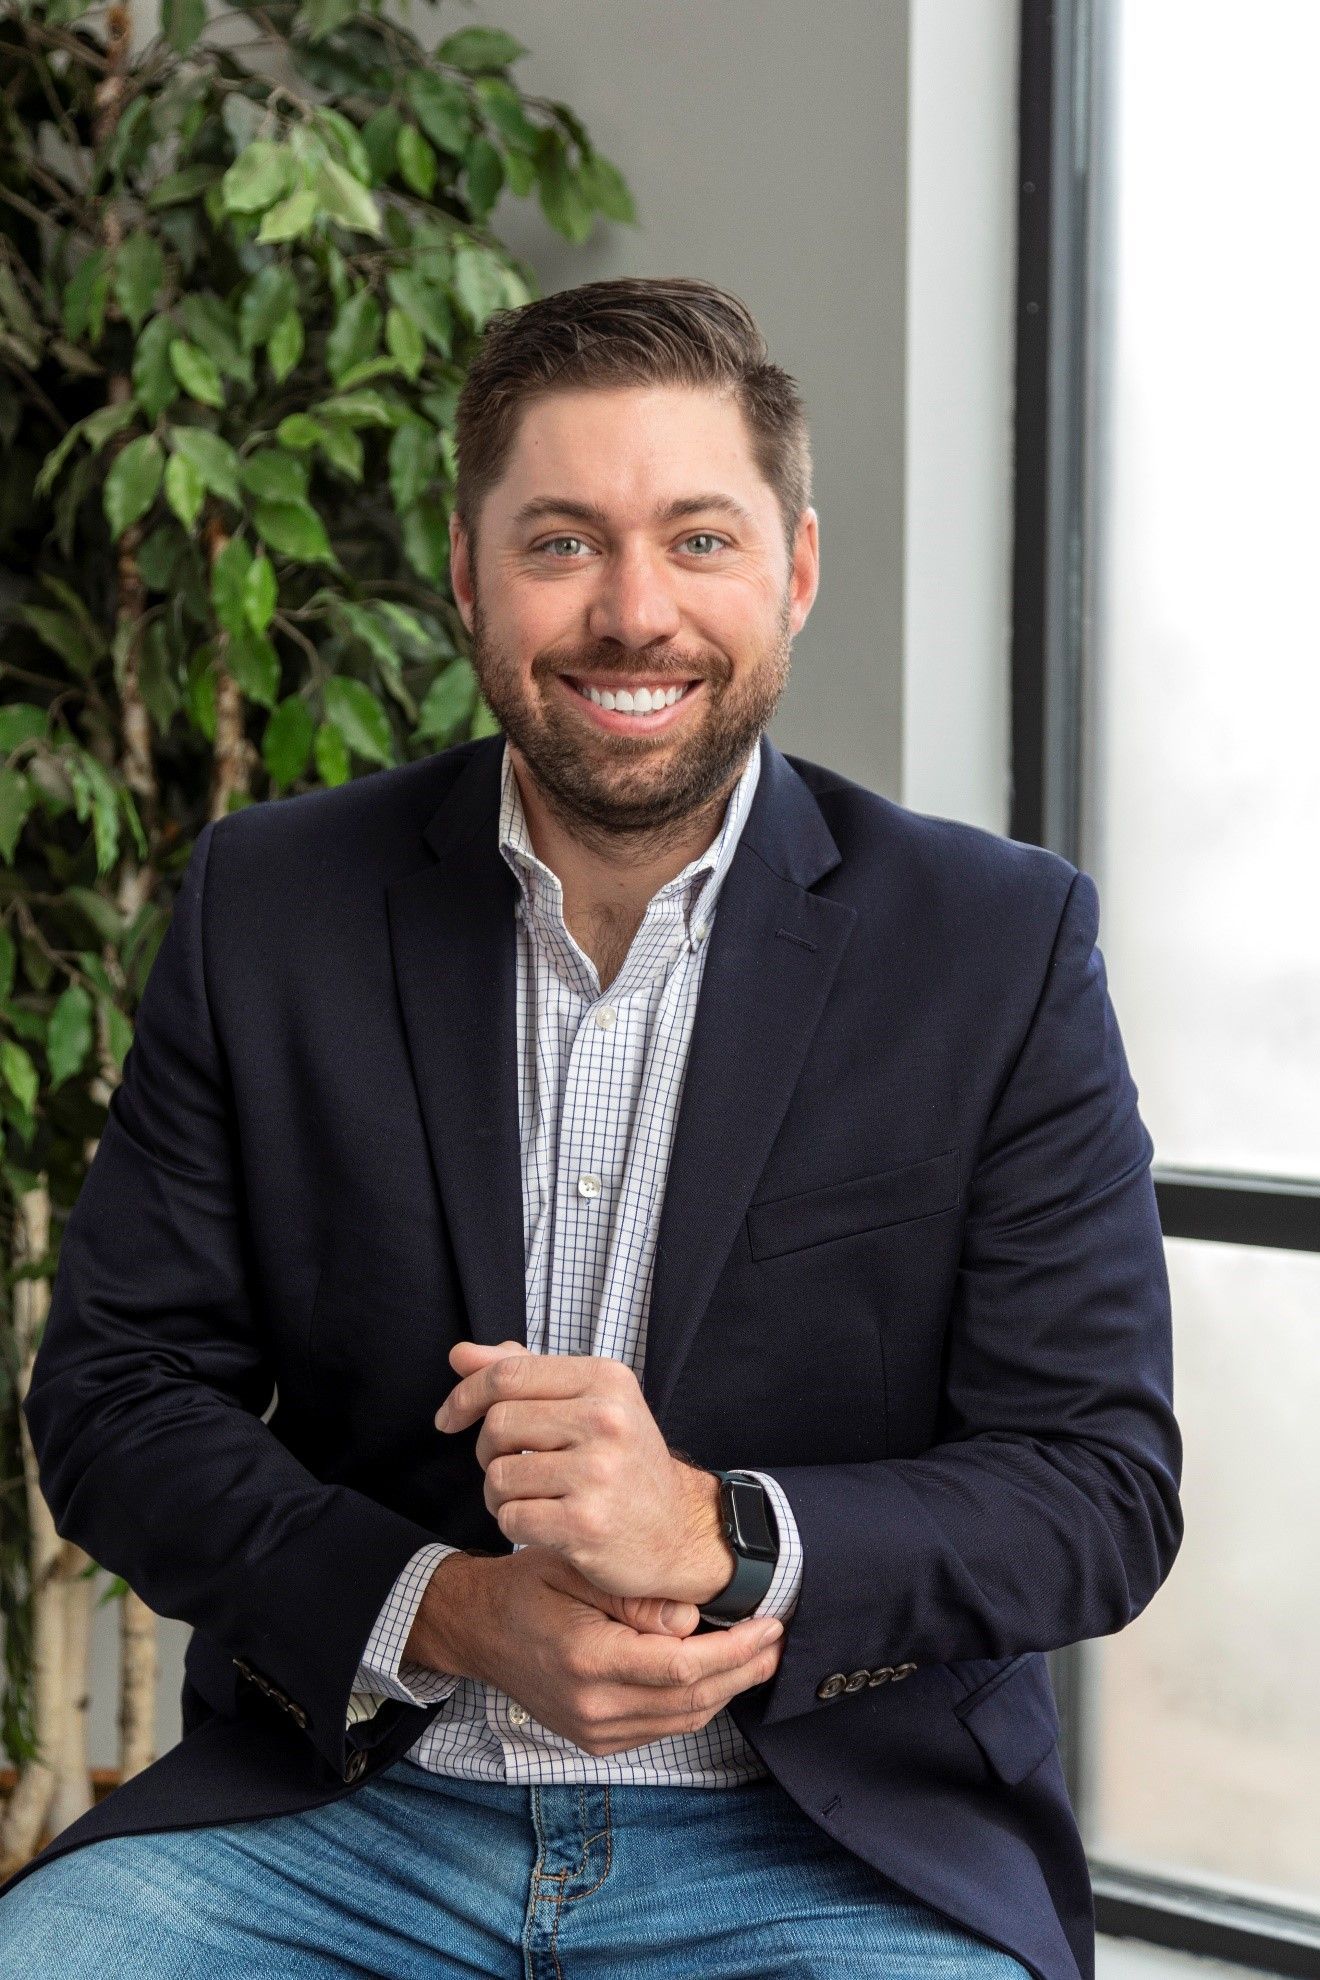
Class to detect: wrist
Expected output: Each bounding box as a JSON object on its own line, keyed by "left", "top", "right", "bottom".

{"left": 675, "top": 1461, "right": 738, "bottom": 1606}
{"left": 403, "top": 1551, "right": 495, "bottom": 1683}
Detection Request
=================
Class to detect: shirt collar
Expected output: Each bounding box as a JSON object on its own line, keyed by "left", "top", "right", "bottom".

{"left": 497, "top": 736, "right": 762, "bottom": 961}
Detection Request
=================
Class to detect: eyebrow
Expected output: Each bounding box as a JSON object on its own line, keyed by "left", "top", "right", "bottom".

{"left": 509, "top": 493, "right": 758, "bottom": 533}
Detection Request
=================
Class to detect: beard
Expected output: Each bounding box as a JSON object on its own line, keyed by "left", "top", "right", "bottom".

{"left": 467, "top": 587, "right": 793, "bottom": 851}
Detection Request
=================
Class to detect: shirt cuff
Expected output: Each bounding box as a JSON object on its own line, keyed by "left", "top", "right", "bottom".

{"left": 699, "top": 1470, "right": 803, "bottom": 1627}
{"left": 347, "top": 1540, "right": 465, "bottom": 1727}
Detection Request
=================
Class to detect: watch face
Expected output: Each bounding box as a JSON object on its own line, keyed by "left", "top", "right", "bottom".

{"left": 726, "top": 1477, "right": 777, "bottom": 1562}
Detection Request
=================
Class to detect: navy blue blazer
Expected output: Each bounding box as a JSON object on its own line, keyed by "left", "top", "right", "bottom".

{"left": 4, "top": 732, "right": 1182, "bottom": 1979}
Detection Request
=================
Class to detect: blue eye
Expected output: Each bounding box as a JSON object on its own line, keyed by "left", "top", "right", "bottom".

{"left": 684, "top": 534, "right": 725, "bottom": 555}
{"left": 539, "top": 536, "right": 590, "bottom": 557}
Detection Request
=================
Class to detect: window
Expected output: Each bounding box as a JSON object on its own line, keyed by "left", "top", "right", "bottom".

{"left": 1012, "top": 2, "right": 1320, "bottom": 1968}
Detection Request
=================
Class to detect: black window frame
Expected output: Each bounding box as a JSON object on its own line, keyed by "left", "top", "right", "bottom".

{"left": 1010, "top": 2, "right": 1320, "bottom": 1971}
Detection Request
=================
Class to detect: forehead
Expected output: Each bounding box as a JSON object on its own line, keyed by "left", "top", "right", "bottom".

{"left": 491, "top": 383, "right": 772, "bottom": 521}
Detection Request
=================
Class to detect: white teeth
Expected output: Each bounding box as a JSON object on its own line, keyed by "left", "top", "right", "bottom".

{"left": 577, "top": 681, "right": 691, "bottom": 713}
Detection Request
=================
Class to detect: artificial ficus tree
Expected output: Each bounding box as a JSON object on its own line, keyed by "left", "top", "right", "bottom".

{"left": 0, "top": 0, "right": 634, "bottom": 1867}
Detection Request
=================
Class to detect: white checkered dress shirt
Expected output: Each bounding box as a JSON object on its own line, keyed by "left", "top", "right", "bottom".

{"left": 345, "top": 737, "right": 804, "bottom": 1785}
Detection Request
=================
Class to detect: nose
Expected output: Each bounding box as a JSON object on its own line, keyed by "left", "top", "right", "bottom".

{"left": 585, "top": 542, "right": 682, "bottom": 650}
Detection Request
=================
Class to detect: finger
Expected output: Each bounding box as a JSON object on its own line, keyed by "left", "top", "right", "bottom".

{"left": 449, "top": 1340, "right": 526, "bottom": 1376}
{"left": 484, "top": 1448, "right": 576, "bottom": 1508}
{"left": 437, "top": 1350, "right": 596, "bottom": 1435}
{"left": 586, "top": 1640, "right": 785, "bottom": 1749}
{"left": 596, "top": 1615, "right": 784, "bottom": 1692}
{"left": 474, "top": 1401, "right": 586, "bottom": 1470}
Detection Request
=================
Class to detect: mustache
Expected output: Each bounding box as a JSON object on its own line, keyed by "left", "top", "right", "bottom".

{"left": 539, "top": 649, "right": 717, "bottom": 684}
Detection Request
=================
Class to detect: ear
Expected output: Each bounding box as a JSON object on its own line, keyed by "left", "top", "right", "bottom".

{"left": 788, "top": 506, "right": 820, "bottom": 637}
{"left": 449, "top": 511, "right": 476, "bottom": 635}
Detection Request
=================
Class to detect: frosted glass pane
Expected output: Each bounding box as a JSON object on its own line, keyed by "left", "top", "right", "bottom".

{"left": 1088, "top": 1239, "right": 1320, "bottom": 1912}
{"left": 1086, "top": 0, "right": 1320, "bottom": 1179}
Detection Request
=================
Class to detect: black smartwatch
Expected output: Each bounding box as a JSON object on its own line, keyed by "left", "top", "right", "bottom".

{"left": 698, "top": 1470, "right": 779, "bottom": 1623}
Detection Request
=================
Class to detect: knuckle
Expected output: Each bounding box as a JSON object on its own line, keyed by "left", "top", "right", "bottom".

{"left": 486, "top": 1400, "right": 513, "bottom": 1440}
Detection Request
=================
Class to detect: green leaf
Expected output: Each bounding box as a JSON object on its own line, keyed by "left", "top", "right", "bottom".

{"left": 220, "top": 142, "right": 297, "bottom": 215}
{"left": 211, "top": 535, "right": 254, "bottom": 637}
{"left": 1, "top": 1039, "right": 38, "bottom": 1115}
{"left": 63, "top": 249, "right": 111, "bottom": 343}
{"left": 245, "top": 554, "right": 277, "bottom": 632}
{"left": 169, "top": 427, "right": 242, "bottom": 507}
{"left": 401, "top": 497, "right": 449, "bottom": 585}
{"left": 0, "top": 769, "right": 36, "bottom": 861}
{"left": 313, "top": 158, "right": 382, "bottom": 238}
{"left": 0, "top": 925, "right": 13, "bottom": 1003}
{"left": 313, "top": 421, "right": 363, "bottom": 481}
{"left": 251, "top": 499, "right": 334, "bottom": 565}
{"left": 313, "top": 719, "right": 350, "bottom": 786}
{"left": 114, "top": 233, "right": 165, "bottom": 332}
{"left": 256, "top": 186, "right": 319, "bottom": 245}
{"left": 18, "top": 607, "right": 99, "bottom": 677}
{"left": 148, "top": 164, "right": 216, "bottom": 208}
{"left": 388, "top": 420, "right": 438, "bottom": 514}
{"left": 385, "top": 306, "right": 424, "bottom": 380}
{"left": 535, "top": 131, "right": 595, "bottom": 244}
{"left": 416, "top": 657, "right": 478, "bottom": 740}
{"left": 69, "top": 751, "right": 121, "bottom": 873}
{"left": 267, "top": 310, "right": 305, "bottom": 383}
{"left": 162, "top": 0, "right": 206, "bottom": 54}
{"left": 504, "top": 148, "right": 536, "bottom": 197}
{"left": 470, "top": 696, "right": 502, "bottom": 739}
{"left": 437, "top": 26, "right": 528, "bottom": 73}
{"left": 464, "top": 138, "right": 505, "bottom": 221}
{"left": 179, "top": 296, "right": 252, "bottom": 386}
{"left": 102, "top": 998, "right": 134, "bottom": 1074}
{"left": 0, "top": 704, "right": 47, "bottom": 752}
{"left": 452, "top": 242, "right": 507, "bottom": 330}
{"left": 405, "top": 74, "right": 473, "bottom": 156}
{"left": 326, "top": 291, "right": 381, "bottom": 386}
{"left": 239, "top": 266, "right": 298, "bottom": 352}
{"left": 185, "top": 644, "right": 217, "bottom": 741}
{"left": 164, "top": 451, "right": 205, "bottom": 529}
{"left": 227, "top": 625, "right": 280, "bottom": 709}
{"left": 132, "top": 315, "right": 179, "bottom": 420}
{"left": 324, "top": 676, "right": 394, "bottom": 766}
{"left": 169, "top": 338, "right": 225, "bottom": 409}
{"left": 360, "top": 107, "right": 404, "bottom": 182}
{"left": 313, "top": 107, "right": 375, "bottom": 188}
{"left": 46, "top": 984, "right": 94, "bottom": 1090}
{"left": 263, "top": 695, "right": 315, "bottom": 790}
{"left": 275, "top": 414, "right": 326, "bottom": 452}
{"left": 311, "top": 390, "right": 395, "bottom": 428}
{"left": 579, "top": 153, "right": 636, "bottom": 224}
{"left": 386, "top": 270, "right": 452, "bottom": 355}
{"left": 376, "top": 601, "right": 435, "bottom": 652}
{"left": 63, "top": 885, "right": 124, "bottom": 942}
{"left": 240, "top": 449, "right": 308, "bottom": 503}
{"left": 396, "top": 125, "right": 438, "bottom": 199}
{"left": 104, "top": 434, "right": 164, "bottom": 537}
{"left": 474, "top": 77, "right": 539, "bottom": 151}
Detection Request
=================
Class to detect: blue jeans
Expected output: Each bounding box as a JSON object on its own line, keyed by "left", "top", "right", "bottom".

{"left": 0, "top": 1761, "right": 1030, "bottom": 1977}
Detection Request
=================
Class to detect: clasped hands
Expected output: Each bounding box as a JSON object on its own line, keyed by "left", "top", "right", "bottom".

{"left": 435, "top": 1338, "right": 735, "bottom": 1610}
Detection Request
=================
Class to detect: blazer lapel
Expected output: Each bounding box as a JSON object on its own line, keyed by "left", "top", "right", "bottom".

{"left": 641, "top": 739, "right": 857, "bottom": 1424}
{"left": 385, "top": 739, "right": 528, "bottom": 1351}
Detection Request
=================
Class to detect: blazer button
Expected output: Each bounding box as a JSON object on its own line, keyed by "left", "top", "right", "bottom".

{"left": 816, "top": 1673, "right": 848, "bottom": 1701}
{"left": 891, "top": 1662, "right": 918, "bottom": 1681}
{"left": 867, "top": 1666, "right": 894, "bottom": 1686}
{"left": 844, "top": 1669, "right": 870, "bottom": 1693}
{"left": 344, "top": 1749, "right": 368, "bottom": 1783}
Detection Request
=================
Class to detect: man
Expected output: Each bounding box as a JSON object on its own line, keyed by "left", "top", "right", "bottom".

{"left": 0, "top": 278, "right": 1181, "bottom": 1978}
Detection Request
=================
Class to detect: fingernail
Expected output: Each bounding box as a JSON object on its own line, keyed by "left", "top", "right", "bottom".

{"left": 660, "top": 1602, "right": 683, "bottom": 1628}
{"left": 760, "top": 1620, "right": 783, "bottom": 1641}
{"left": 435, "top": 1402, "right": 451, "bottom": 1429}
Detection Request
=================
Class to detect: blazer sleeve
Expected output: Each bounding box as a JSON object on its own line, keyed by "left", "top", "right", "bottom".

{"left": 753, "top": 866, "right": 1184, "bottom": 1727}
{"left": 23, "top": 818, "right": 447, "bottom": 1782}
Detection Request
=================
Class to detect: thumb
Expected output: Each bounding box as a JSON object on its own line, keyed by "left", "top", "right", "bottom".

{"left": 449, "top": 1339, "right": 526, "bottom": 1375}
{"left": 599, "top": 1589, "right": 701, "bottom": 1637}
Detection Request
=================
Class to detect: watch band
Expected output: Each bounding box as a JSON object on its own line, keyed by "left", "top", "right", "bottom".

{"left": 698, "top": 1470, "right": 779, "bottom": 1623}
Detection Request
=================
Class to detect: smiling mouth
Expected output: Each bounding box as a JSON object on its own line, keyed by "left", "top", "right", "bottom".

{"left": 562, "top": 675, "right": 701, "bottom": 714}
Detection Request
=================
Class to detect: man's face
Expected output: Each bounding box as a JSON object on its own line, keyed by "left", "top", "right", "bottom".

{"left": 449, "top": 384, "right": 819, "bottom": 838}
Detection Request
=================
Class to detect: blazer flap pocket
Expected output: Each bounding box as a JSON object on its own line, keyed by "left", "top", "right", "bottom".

{"left": 955, "top": 1653, "right": 1061, "bottom": 1786}
{"left": 747, "top": 1148, "right": 960, "bottom": 1261}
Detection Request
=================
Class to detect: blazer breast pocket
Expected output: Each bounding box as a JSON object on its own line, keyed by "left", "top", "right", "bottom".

{"left": 745, "top": 1147, "right": 961, "bottom": 1262}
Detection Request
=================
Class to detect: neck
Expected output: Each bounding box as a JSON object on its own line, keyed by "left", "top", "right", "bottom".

{"left": 508, "top": 747, "right": 747, "bottom": 938}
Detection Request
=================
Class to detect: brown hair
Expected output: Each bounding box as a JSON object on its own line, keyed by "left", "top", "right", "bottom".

{"left": 452, "top": 276, "right": 812, "bottom": 559}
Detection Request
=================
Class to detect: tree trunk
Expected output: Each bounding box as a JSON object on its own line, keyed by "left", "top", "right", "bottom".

{"left": 118, "top": 1590, "right": 157, "bottom": 1784}
{"left": 0, "top": 1184, "right": 73, "bottom": 1871}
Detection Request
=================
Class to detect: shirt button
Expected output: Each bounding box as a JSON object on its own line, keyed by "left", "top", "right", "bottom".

{"left": 594, "top": 1007, "right": 616, "bottom": 1030}
{"left": 577, "top": 1174, "right": 601, "bottom": 1198}
{"left": 508, "top": 1702, "right": 530, "bottom": 1726}
{"left": 692, "top": 921, "right": 708, "bottom": 942}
